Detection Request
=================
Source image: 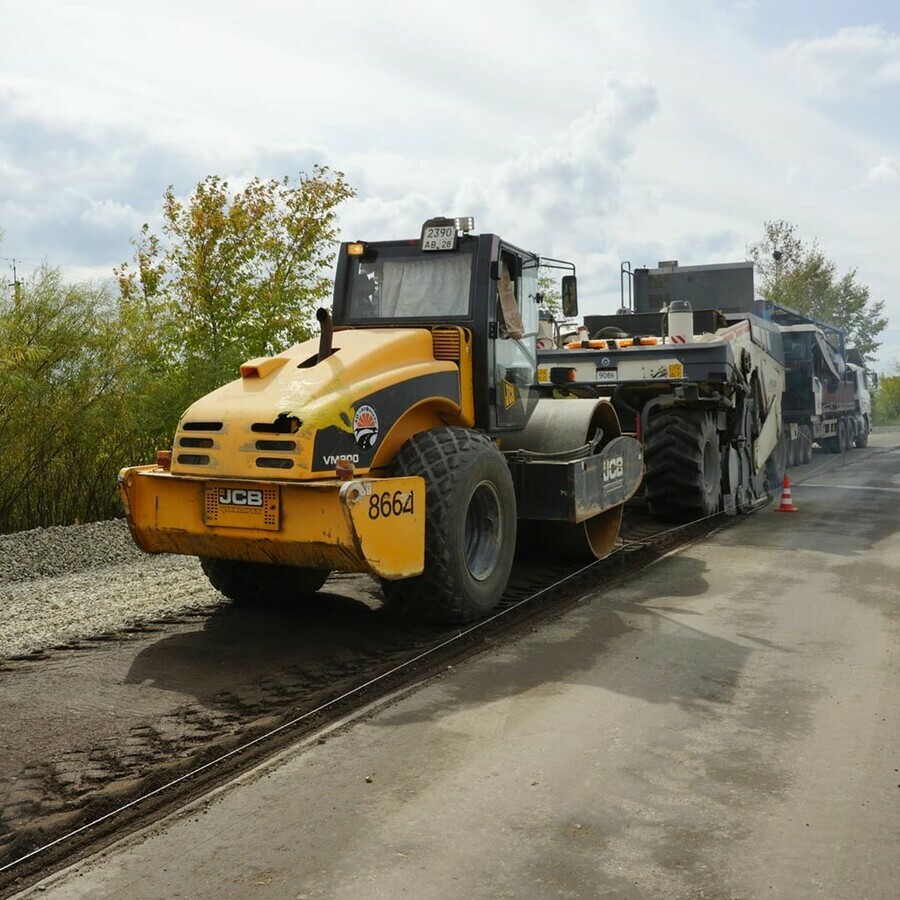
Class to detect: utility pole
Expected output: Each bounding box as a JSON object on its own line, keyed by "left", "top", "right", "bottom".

{"left": 6, "top": 259, "right": 22, "bottom": 304}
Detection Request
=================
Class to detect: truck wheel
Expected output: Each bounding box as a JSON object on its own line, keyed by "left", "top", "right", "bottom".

{"left": 854, "top": 419, "right": 869, "bottom": 448}
{"left": 827, "top": 427, "right": 841, "bottom": 454}
{"left": 380, "top": 428, "right": 517, "bottom": 624}
{"left": 644, "top": 408, "right": 722, "bottom": 521}
{"left": 200, "top": 558, "right": 330, "bottom": 604}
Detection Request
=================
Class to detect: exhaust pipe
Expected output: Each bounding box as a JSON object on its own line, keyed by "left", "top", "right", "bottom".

{"left": 316, "top": 307, "right": 333, "bottom": 362}
{"left": 665, "top": 299, "right": 694, "bottom": 344}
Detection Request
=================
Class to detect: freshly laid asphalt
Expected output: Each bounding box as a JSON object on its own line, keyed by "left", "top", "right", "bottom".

{"left": 19, "top": 432, "right": 900, "bottom": 899}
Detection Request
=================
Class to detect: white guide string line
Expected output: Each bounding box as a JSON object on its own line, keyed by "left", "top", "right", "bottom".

{"left": 799, "top": 483, "right": 900, "bottom": 494}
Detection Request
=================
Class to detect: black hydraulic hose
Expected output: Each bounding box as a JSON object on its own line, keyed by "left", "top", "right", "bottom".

{"left": 503, "top": 442, "right": 594, "bottom": 463}
{"left": 640, "top": 394, "right": 667, "bottom": 441}
{"left": 612, "top": 385, "right": 641, "bottom": 422}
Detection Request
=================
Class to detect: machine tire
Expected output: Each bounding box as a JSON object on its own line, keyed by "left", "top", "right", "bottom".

{"left": 855, "top": 419, "right": 869, "bottom": 448}
{"left": 200, "top": 558, "right": 330, "bottom": 604}
{"left": 799, "top": 425, "right": 813, "bottom": 464}
{"left": 380, "top": 428, "right": 517, "bottom": 624}
{"left": 644, "top": 408, "right": 722, "bottom": 521}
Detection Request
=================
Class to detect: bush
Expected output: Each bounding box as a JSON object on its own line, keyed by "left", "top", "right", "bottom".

{"left": 872, "top": 371, "right": 900, "bottom": 426}
{"left": 0, "top": 267, "right": 140, "bottom": 530}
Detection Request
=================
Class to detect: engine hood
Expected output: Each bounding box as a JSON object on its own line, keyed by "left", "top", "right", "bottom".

{"left": 170, "top": 327, "right": 463, "bottom": 479}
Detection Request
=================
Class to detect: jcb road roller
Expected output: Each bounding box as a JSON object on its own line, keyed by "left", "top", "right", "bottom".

{"left": 119, "top": 217, "right": 642, "bottom": 623}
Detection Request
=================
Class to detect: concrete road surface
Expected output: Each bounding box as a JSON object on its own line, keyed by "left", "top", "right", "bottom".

{"left": 20, "top": 433, "right": 900, "bottom": 899}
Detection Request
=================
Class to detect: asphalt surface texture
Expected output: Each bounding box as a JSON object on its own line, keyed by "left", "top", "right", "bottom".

{"left": 13, "top": 431, "right": 900, "bottom": 899}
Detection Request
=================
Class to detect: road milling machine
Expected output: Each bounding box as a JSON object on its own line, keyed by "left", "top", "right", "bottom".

{"left": 769, "top": 302, "right": 873, "bottom": 462}
{"left": 119, "top": 218, "right": 643, "bottom": 624}
{"left": 536, "top": 261, "right": 786, "bottom": 521}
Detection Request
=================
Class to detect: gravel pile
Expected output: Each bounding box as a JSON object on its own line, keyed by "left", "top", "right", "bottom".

{"left": 0, "top": 519, "right": 144, "bottom": 584}
{"left": 0, "top": 520, "right": 225, "bottom": 659}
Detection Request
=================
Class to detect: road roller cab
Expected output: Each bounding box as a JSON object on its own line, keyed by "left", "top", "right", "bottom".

{"left": 119, "top": 217, "right": 643, "bottom": 623}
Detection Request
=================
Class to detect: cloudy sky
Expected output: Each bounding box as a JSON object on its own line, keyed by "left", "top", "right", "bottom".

{"left": 2, "top": 0, "right": 898, "bottom": 367}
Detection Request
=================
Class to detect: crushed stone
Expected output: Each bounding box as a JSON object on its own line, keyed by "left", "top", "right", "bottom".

{"left": 0, "top": 520, "right": 225, "bottom": 659}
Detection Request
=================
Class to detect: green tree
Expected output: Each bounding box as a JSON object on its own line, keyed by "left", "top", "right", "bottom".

{"left": 537, "top": 270, "right": 562, "bottom": 315}
{"left": 872, "top": 367, "right": 900, "bottom": 425}
{"left": 747, "top": 220, "right": 887, "bottom": 361}
{"left": 0, "top": 167, "right": 356, "bottom": 533}
{"left": 116, "top": 166, "right": 356, "bottom": 397}
{"left": 0, "top": 265, "right": 143, "bottom": 531}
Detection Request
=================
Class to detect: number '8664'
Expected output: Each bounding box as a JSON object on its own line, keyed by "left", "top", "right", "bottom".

{"left": 368, "top": 490, "right": 415, "bottom": 520}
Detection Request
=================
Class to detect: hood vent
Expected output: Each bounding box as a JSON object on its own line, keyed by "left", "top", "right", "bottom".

{"left": 251, "top": 415, "right": 301, "bottom": 434}
{"left": 255, "top": 440, "right": 296, "bottom": 451}
{"left": 256, "top": 458, "right": 294, "bottom": 469}
{"left": 177, "top": 454, "right": 210, "bottom": 466}
{"left": 432, "top": 327, "right": 462, "bottom": 361}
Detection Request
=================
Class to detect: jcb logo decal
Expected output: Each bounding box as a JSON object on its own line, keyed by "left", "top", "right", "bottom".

{"left": 503, "top": 379, "right": 517, "bottom": 410}
{"left": 602, "top": 456, "right": 624, "bottom": 483}
{"left": 218, "top": 488, "right": 264, "bottom": 507}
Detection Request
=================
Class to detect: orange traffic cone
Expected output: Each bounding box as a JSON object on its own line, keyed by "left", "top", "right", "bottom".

{"left": 774, "top": 475, "right": 798, "bottom": 513}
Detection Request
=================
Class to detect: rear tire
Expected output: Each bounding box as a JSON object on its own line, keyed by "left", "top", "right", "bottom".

{"left": 380, "top": 428, "right": 517, "bottom": 624}
{"left": 200, "top": 558, "right": 330, "bottom": 604}
{"left": 644, "top": 408, "right": 722, "bottom": 521}
{"left": 827, "top": 426, "right": 841, "bottom": 454}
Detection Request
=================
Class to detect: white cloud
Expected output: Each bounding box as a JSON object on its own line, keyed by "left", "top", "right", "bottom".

{"left": 453, "top": 80, "right": 658, "bottom": 255}
{"left": 1, "top": 1, "right": 899, "bottom": 367}
{"left": 782, "top": 25, "right": 900, "bottom": 97}
{"left": 337, "top": 193, "right": 440, "bottom": 243}
{"left": 336, "top": 80, "right": 658, "bottom": 277}
{"left": 866, "top": 156, "right": 900, "bottom": 184}
{"left": 79, "top": 199, "right": 141, "bottom": 231}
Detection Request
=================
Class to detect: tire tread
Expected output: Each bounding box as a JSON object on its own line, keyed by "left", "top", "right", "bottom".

{"left": 644, "top": 408, "right": 721, "bottom": 520}
{"left": 381, "top": 428, "right": 516, "bottom": 624}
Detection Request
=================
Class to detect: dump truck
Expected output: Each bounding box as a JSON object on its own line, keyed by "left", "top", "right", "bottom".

{"left": 535, "top": 261, "right": 786, "bottom": 521}
{"left": 769, "top": 302, "right": 873, "bottom": 461}
{"left": 119, "top": 218, "right": 643, "bottom": 624}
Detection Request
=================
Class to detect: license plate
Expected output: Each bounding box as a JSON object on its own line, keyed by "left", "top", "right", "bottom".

{"left": 421, "top": 225, "right": 457, "bottom": 251}
{"left": 595, "top": 368, "right": 617, "bottom": 382}
{"left": 204, "top": 483, "right": 280, "bottom": 530}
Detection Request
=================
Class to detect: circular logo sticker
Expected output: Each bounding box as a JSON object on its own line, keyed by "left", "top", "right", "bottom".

{"left": 353, "top": 405, "right": 379, "bottom": 450}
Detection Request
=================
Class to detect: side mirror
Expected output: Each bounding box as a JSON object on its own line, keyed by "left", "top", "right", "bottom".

{"left": 562, "top": 275, "right": 578, "bottom": 317}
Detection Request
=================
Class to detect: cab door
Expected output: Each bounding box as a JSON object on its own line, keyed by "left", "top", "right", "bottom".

{"left": 491, "top": 247, "right": 540, "bottom": 431}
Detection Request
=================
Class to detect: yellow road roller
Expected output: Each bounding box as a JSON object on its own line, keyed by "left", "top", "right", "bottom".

{"left": 119, "top": 217, "right": 643, "bottom": 623}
